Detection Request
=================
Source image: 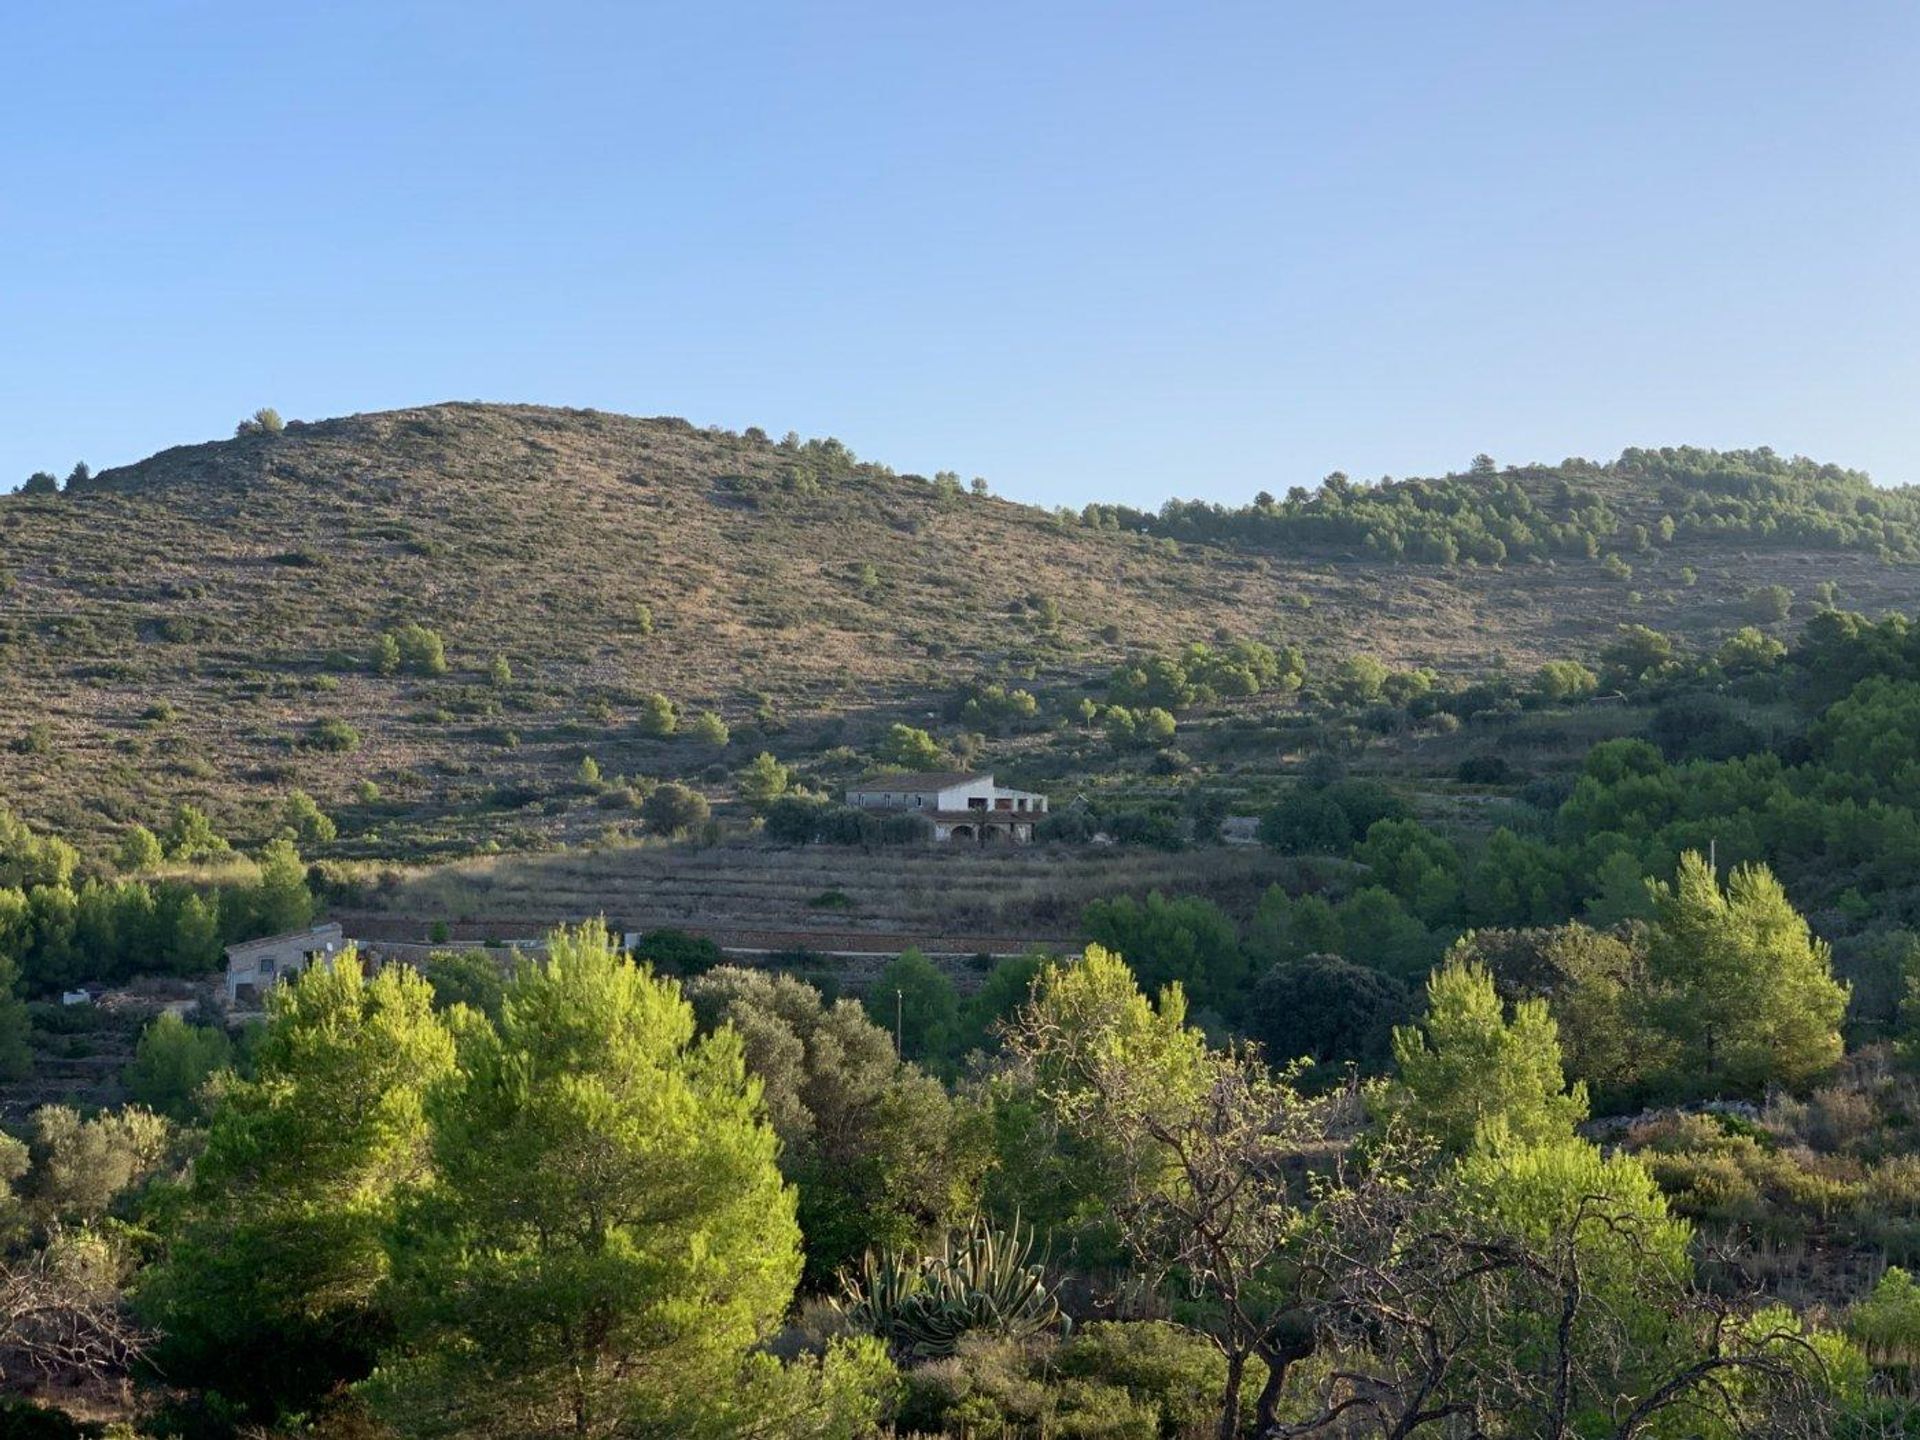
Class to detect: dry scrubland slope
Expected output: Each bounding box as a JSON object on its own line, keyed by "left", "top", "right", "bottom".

{"left": 3, "top": 402, "right": 1918, "bottom": 850}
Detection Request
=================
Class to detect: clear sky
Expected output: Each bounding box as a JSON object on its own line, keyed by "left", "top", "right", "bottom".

{"left": 3, "top": 2, "right": 1915, "bottom": 507}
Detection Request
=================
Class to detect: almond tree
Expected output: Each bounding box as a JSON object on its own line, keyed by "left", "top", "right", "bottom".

{"left": 1003, "top": 945, "right": 1353, "bottom": 1439}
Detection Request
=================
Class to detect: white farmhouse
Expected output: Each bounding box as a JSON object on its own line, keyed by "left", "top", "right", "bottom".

{"left": 845, "top": 771, "right": 1049, "bottom": 843}
{"left": 223, "top": 922, "right": 346, "bottom": 1005}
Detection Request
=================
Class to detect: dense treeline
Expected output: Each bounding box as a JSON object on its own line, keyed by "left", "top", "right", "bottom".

{"left": 1075, "top": 447, "right": 1920, "bottom": 565}
{"left": 1226, "top": 609, "right": 1920, "bottom": 1035}
{"left": 2, "top": 916, "right": 1894, "bottom": 1437}
{"left": 0, "top": 803, "right": 317, "bottom": 997}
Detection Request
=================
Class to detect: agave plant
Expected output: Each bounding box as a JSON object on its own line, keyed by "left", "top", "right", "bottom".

{"left": 835, "top": 1214, "right": 1067, "bottom": 1357}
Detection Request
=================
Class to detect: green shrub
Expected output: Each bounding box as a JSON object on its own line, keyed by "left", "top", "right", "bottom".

{"left": 124, "top": 1011, "right": 233, "bottom": 1121}
{"left": 381, "top": 622, "right": 447, "bottom": 676}
{"left": 1056, "top": 1321, "right": 1240, "bottom": 1435}
{"left": 118, "top": 824, "right": 165, "bottom": 872}
{"left": 306, "top": 717, "right": 361, "bottom": 753}
{"left": 281, "top": 789, "right": 337, "bottom": 845}
{"left": 689, "top": 710, "right": 730, "bottom": 746}
{"left": 421, "top": 949, "right": 507, "bottom": 1020}
{"left": 877, "top": 723, "right": 943, "bottom": 770}
{"left": 642, "top": 782, "right": 708, "bottom": 836}
{"left": 636, "top": 692, "right": 678, "bottom": 737}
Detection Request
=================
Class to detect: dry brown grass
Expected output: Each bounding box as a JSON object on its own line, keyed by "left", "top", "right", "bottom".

{"left": 335, "top": 838, "right": 1286, "bottom": 944}
{"left": 3, "top": 403, "right": 1916, "bottom": 858}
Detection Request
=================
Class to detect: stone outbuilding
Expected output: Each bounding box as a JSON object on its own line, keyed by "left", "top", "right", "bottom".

{"left": 223, "top": 922, "right": 346, "bottom": 1006}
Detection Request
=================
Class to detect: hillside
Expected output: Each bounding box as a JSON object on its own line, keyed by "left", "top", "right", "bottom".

{"left": 3, "top": 403, "right": 1918, "bottom": 858}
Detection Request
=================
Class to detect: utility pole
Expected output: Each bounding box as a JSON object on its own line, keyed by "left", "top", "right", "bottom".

{"left": 895, "top": 987, "right": 904, "bottom": 1057}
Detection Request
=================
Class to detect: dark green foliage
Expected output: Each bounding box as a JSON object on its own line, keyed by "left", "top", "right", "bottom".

{"left": 641, "top": 781, "right": 709, "bottom": 835}
{"left": 1456, "top": 753, "right": 1511, "bottom": 784}
{"left": 1081, "top": 892, "right": 1244, "bottom": 1011}
{"left": 960, "top": 953, "right": 1048, "bottom": 1055}
{"left": 0, "top": 1398, "right": 101, "bottom": 1438}
{"left": 763, "top": 794, "right": 828, "bottom": 843}
{"left": 1648, "top": 693, "right": 1766, "bottom": 762}
{"left": 139, "top": 958, "right": 455, "bottom": 1419}
{"left": 123, "top": 1011, "right": 233, "bottom": 1120}
{"left": 628, "top": 927, "right": 722, "bottom": 978}
{"left": 1352, "top": 819, "right": 1464, "bottom": 925}
{"left": 773, "top": 801, "right": 933, "bottom": 847}
{"left": 0, "top": 877, "right": 228, "bottom": 995}
{"left": 1101, "top": 806, "right": 1185, "bottom": 850}
{"left": 0, "top": 953, "right": 31, "bottom": 1081}
{"left": 419, "top": 949, "right": 507, "bottom": 1019}
{"left": 1246, "top": 955, "right": 1410, "bottom": 1075}
{"left": 305, "top": 717, "right": 361, "bottom": 753}
{"left": 1130, "top": 447, "right": 1920, "bottom": 566}
{"left": 1259, "top": 778, "right": 1409, "bottom": 857}
{"left": 865, "top": 949, "right": 960, "bottom": 1066}
{"left": 688, "top": 965, "right": 986, "bottom": 1286}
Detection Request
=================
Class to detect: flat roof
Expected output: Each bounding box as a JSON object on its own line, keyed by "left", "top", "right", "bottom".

{"left": 849, "top": 771, "right": 990, "bottom": 793}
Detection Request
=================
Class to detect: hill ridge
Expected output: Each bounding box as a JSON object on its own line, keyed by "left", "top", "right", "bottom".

{"left": 5, "top": 402, "right": 1920, "bottom": 860}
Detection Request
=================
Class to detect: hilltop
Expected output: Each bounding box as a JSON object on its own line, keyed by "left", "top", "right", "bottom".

{"left": 3, "top": 403, "right": 1918, "bottom": 857}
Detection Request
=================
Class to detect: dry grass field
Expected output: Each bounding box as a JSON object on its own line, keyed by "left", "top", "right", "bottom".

{"left": 334, "top": 838, "right": 1292, "bottom": 947}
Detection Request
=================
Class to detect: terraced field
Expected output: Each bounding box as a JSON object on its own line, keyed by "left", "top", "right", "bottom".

{"left": 335, "top": 839, "right": 1292, "bottom": 950}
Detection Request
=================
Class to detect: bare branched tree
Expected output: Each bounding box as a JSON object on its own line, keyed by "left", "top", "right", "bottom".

{"left": 1280, "top": 1163, "right": 1838, "bottom": 1440}
{"left": 0, "top": 1230, "right": 150, "bottom": 1386}
{"left": 1005, "top": 952, "right": 1363, "bottom": 1438}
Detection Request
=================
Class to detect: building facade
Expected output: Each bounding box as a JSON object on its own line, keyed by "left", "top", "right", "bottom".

{"left": 223, "top": 922, "right": 346, "bottom": 1005}
{"left": 845, "top": 771, "right": 1048, "bottom": 843}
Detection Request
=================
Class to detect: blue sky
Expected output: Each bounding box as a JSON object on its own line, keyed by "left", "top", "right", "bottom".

{"left": 3, "top": 2, "right": 1915, "bottom": 506}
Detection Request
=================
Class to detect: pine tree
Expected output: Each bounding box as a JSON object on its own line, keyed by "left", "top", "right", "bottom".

{"left": 139, "top": 956, "right": 455, "bottom": 1415}
{"left": 1390, "top": 955, "right": 1589, "bottom": 1153}
{"left": 367, "top": 925, "right": 801, "bottom": 1436}
{"left": 738, "top": 751, "right": 791, "bottom": 807}
{"left": 1644, "top": 852, "right": 1847, "bottom": 1097}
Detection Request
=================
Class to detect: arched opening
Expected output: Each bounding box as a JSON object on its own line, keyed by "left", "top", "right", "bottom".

{"left": 949, "top": 824, "right": 976, "bottom": 842}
